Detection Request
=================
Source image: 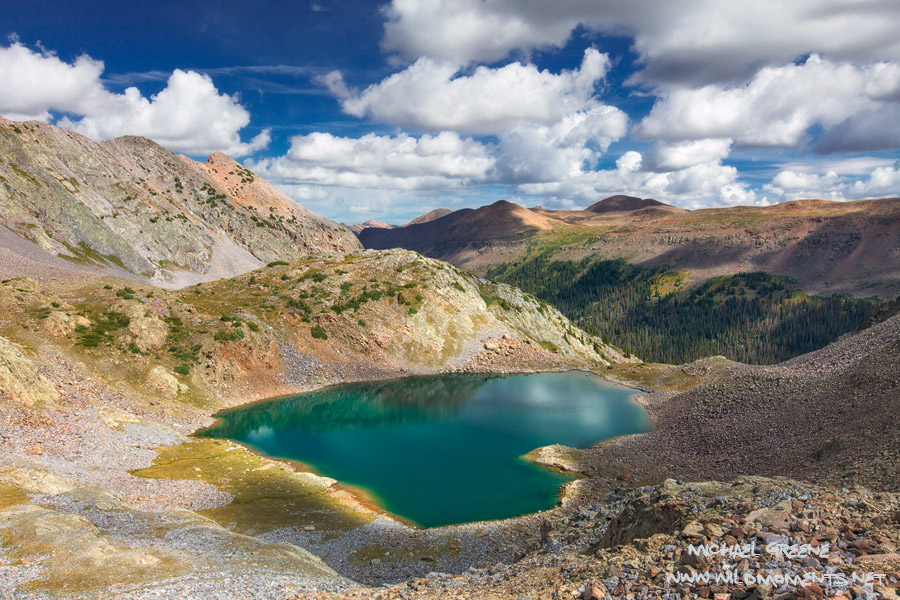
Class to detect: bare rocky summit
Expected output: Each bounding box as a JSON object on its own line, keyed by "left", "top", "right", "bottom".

{"left": 406, "top": 208, "right": 453, "bottom": 225}
{"left": 0, "top": 116, "right": 360, "bottom": 287}
{"left": 348, "top": 220, "right": 396, "bottom": 234}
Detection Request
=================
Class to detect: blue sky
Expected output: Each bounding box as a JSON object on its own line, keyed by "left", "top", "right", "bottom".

{"left": 3, "top": 0, "right": 900, "bottom": 224}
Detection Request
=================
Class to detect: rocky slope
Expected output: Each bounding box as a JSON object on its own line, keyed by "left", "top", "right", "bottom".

{"left": 1, "top": 248, "right": 624, "bottom": 409}
{"left": 308, "top": 476, "right": 900, "bottom": 600}
{"left": 0, "top": 116, "right": 360, "bottom": 287}
{"left": 566, "top": 301, "right": 900, "bottom": 494}
{"left": 359, "top": 197, "right": 900, "bottom": 298}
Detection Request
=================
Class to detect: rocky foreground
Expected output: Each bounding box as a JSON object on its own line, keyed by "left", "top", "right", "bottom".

{"left": 304, "top": 477, "right": 900, "bottom": 600}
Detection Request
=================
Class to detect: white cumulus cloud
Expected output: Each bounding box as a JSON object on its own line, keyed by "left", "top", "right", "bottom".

{"left": 379, "top": 0, "right": 900, "bottom": 86}
{"left": 0, "top": 42, "right": 268, "bottom": 157}
{"left": 494, "top": 105, "right": 626, "bottom": 183}
{"left": 644, "top": 139, "right": 733, "bottom": 171}
{"left": 764, "top": 160, "right": 900, "bottom": 202}
{"left": 517, "top": 149, "right": 758, "bottom": 210}
{"left": 636, "top": 55, "right": 900, "bottom": 152}
{"left": 249, "top": 131, "right": 495, "bottom": 190}
{"left": 0, "top": 42, "right": 104, "bottom": 121}
{"left": 323, "top": 48, "right": 618, "bottom": 136}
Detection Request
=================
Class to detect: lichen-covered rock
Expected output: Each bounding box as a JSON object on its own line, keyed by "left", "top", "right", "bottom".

{"left": 96, "top": 407, "right": 143, "bottom": 431}
{"left": 42, "top": 311, "right": 91, "bottom": 337}
{"left": 0, "top": 335, "right": 59, "bottom": 406}
{"left": 0, "top": 469, "right": 75, "bottom": 495}
{"left": 146, "top": 366, "right": 183, "bottom": 397}
{"left": 43, "top": 311, "right": 75, "bottom": 336}
{"left": 128, "top": 315, "right": 168, "bottom": 351}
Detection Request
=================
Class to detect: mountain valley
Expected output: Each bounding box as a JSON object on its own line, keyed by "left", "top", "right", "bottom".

{"left": 0, "top": 118, "right": 897, "bottom": 600}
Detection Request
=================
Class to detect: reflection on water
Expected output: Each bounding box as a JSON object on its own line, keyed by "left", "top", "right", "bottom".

{"left": 199, "top": 372, "right": 648, "bottom": 528}
{"left": 207, "top": 374, "right": 497, "bottom": 436}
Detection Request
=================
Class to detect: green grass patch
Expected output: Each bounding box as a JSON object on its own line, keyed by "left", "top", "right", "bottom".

{"left": 75, "top": 312, "right": 131, "bottom": 348}
{"left": 214, "top": 328, "right": 245, "bottom": 342}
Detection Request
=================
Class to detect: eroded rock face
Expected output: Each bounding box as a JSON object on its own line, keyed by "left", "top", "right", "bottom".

{"left": 0, "top": 116, "right": 361, "bottom": 287}
{"left": 0, "top": 335, "right": 59, "bottom": 406}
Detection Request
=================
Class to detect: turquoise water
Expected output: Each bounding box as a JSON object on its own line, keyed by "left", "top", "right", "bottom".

{"left": 198, "top": 372, "right": 648, "bottom": 528}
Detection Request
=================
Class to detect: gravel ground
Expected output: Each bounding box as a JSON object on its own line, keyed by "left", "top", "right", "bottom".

{"left": 7, "top": 572, "right": 354, "bottom": 600}
{"left": 260, "top": 508, "right": 554, "bottom": 586}
{"left": 0, "top": 351, "right": 230, "bottom": 511}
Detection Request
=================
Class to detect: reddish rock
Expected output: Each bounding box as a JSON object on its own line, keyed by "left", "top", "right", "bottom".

{"left": 582, "top": 581, "right": 605, "bottom": 600}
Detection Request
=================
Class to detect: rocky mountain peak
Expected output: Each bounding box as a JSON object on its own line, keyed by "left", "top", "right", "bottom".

{"left": 0, "top": 118, "right": 361, "bottom": 287}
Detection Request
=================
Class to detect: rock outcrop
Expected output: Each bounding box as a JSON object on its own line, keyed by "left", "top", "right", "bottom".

{"left": 0, "top": 335, "right": 59, "bottom": 406}
{"left": 146, "top": 366, "right": 184, "bottom": 397}
{"left": 128, "top": 316, "right": 168, "bottom": 351}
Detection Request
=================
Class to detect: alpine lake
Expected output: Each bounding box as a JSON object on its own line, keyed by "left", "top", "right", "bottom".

{"left": 198, "top": 371, "right": 649, "bottom": 528}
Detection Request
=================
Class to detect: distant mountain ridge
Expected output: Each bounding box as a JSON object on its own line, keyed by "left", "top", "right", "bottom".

{"left": 348, "top": 220, "right": 395, "bottom": 234}
{"left": 407, "top": 208, "right": 453, "bottom": 225}
{"left": 358, "top": 196, "right": 900, "bottom": 298}
{"left": 0, "top": 116, "right": 360, "bottom": 287}
{"left": 359, "top": 200, "right": 561, "bottom": 256}
{"left": 585, "top": 195, "right": 672, "bottom": 213}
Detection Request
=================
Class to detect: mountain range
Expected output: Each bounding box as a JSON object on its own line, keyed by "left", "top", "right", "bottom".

{"left": 359, "top": 195, "right": 900, "bottom": 298}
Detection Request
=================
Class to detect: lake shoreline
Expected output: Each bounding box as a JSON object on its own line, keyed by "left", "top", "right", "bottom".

{"left": 197, "top": 371, "right": 648, "bottom": 529}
